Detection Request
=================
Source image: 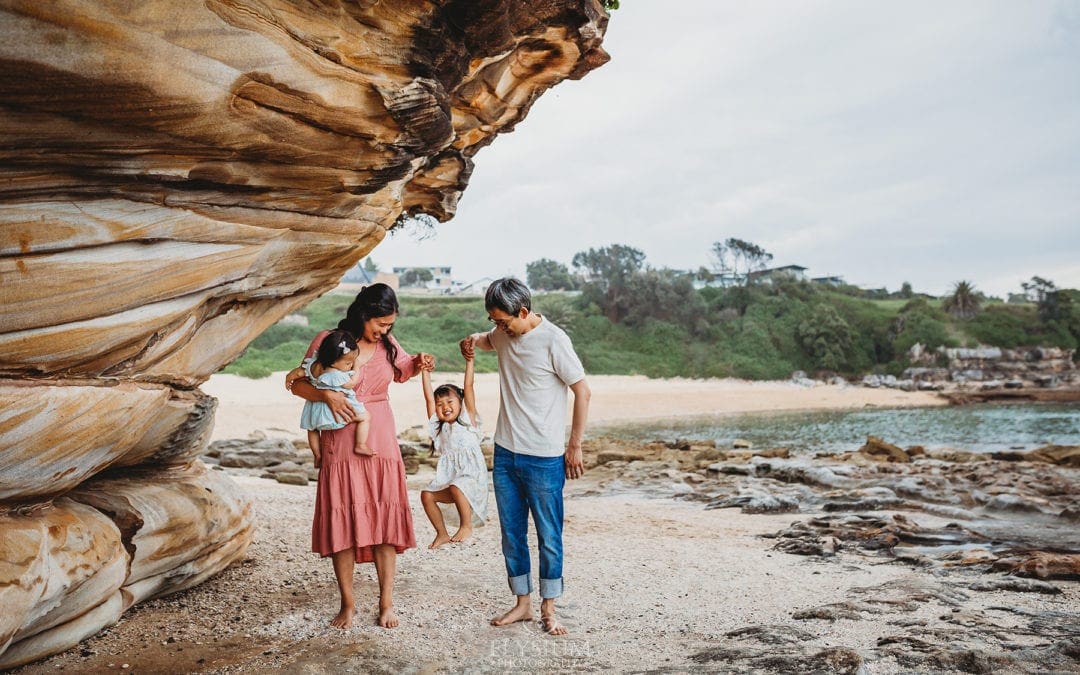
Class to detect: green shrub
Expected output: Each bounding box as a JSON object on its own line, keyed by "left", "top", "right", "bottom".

{"left": 796, "top": 305, "right": 854, "bottom": 371}
{"left": 892, "top": 311, "right": 953, "bottom": 356}
{"left": 966, "top": 305, "right": 1038, "bottom": 348}
{"left": 249, "top": 323, "right": 317, "bottom": 350}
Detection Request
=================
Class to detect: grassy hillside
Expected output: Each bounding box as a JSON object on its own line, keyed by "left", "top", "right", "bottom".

{"left": 220, "top": 283, "right": 1078, "bottom": 380}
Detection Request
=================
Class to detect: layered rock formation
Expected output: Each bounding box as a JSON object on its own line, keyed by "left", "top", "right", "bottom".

{"left": 0, "top": 0, "right": 608, "bottom": 665}
{"left": 894, "top": 344, "right": 1078, "bottom": 391}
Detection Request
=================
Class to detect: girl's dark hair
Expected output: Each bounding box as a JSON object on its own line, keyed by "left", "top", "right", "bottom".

{"left": 433, "top": 383, "right": 468, "bottom": 435}
{"left": 337, "top": 283, "right": 401, "bottom": 379}
{"left": 316, "top": 330, "right": 358, "bottom": 369}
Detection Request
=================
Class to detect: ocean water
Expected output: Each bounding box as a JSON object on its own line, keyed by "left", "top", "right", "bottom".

{"left": 595, "top": 403, "right": 1080, "bottom": 455}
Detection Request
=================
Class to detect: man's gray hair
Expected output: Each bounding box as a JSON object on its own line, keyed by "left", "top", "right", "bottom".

{"left": 485, "top": 277, "right": 532, "bottom": 315}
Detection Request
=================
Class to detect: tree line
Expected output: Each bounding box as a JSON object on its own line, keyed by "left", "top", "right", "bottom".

{"left": 521, "top": 241, "right": 1080, "bottom": 376}
{"left": 224, "top": 243, "right": 1078, "bottom": 380}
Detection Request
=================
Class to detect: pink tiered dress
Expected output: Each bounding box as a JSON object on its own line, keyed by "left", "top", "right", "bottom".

{"left": 306, "top": 331, "right": 417, "bottom": 561}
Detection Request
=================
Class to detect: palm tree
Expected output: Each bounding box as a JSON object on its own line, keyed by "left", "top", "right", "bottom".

{"left": 944, "top": 280, "right": 981, "bottom": 320}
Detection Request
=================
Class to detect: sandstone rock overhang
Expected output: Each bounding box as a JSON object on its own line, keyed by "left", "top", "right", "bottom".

{"left": 0, "top": 0, "right": 608, "bottom": 667}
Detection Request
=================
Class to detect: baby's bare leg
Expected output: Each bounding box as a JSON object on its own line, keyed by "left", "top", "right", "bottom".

{"left": 448, "top": 486, "right": 474, "bottom": 542}
{"left": 353, "top": 412, "right": 374, "bottom": 456}
{"left": 307, "top": 430, "right": 322, "bottom": 468}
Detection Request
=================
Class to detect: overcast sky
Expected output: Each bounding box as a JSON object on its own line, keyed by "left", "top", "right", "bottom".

{"left": 373, "top": 1, "right": 1080, "bottom": 298}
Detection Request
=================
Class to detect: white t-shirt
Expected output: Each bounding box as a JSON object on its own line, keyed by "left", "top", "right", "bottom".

{"left": 489, "top": 316, "right": 586, "bottom": 457}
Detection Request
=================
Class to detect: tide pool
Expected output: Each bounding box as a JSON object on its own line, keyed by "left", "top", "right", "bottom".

{"left": 596, "top": 402, "right": 1080, "bottom": 455}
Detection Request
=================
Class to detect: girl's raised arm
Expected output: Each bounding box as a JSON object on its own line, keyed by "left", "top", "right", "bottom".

{"left": 463, "top": 356, "right": 478, "bottom": 423}
{"left": 422, "top": 368, "right": 435, "bottom": 418}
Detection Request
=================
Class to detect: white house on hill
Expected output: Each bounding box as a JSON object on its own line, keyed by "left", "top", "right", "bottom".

{"left": 393, "top": 265, "right": 454, "bottom": 290}
{"left": 747, "top": 265, "right": 808, "bottom": 284}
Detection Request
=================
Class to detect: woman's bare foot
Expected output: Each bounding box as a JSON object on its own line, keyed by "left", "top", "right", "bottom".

{"left": 330, "top": 606, "right": 354, "bottom": 629}
{"left": 491, "top": 601, "right": 533, "bottom": 626}
{"left": 450, "top": 524, "right": 473, "bottom": 543}
{"left": 428, "top": 532, "right": 452, "bottom": 549}
{"left": 353, "top": 442, "right": 375, "bottom": 457}
{"left": 541, "top": 612, "right": 568, "bottom": 635}
{"left": 378, "top": 606, "right": 399, "bottom": 628}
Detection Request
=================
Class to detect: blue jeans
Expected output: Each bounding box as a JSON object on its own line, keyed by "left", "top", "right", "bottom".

{"left": 492, "top": 444, "right": 565, "bottom": 598}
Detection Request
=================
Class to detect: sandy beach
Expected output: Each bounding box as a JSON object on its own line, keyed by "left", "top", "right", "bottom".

{"left": 202, "top": 372, "right": 947, "bottom": 442}
{"left": 15, "top": 378, "right": 1077, "bottom": 673}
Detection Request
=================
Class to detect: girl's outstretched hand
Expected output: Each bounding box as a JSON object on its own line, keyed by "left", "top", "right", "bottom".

{"left": 459, "top": 335, "right": 475, "bottom": 360}
{"left": 414, "top": 353, "right": 436, "bottom": 371}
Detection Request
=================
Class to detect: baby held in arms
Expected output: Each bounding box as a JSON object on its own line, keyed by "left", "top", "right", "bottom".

{"left": 286, "top": 329, "right": 373, "bottom": 466}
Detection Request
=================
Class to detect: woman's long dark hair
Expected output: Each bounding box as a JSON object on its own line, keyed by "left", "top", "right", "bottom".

{"left": 337, "top": 283, "right": 401, "bottom": 380}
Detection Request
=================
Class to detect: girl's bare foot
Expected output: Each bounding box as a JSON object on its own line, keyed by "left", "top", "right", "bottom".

{"left": 491, "top": 602, "right": 533, "bottom": 626}
{"left": 354, "top": 443, "right": 375, "bottom": 457}
{"left": 429, "top": 532, "right": 452, "bottom": 549}
{"left": 330, "top": 606, "right": 354, "bottom": 629}
{"left": 378, "top": 606, "right": 399, "bottom": 628}
{"left": 450, "top": 524, "right": 473, "bottom": 543}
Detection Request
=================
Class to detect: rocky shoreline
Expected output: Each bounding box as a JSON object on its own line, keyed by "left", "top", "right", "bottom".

{"left": 12, "top": 428, "right": 1078, "bottom": 673}
{"left": 583, "top": 433, "right": 1080, "bottom": 672}
{"left": 858, "top": 345, "right": 1078, "bottom": 395}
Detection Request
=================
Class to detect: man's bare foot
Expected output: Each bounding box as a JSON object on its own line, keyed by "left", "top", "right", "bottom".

{"left": 330, "top": 607, "right": 354, "bottom": 629}
{"left": 353, "top": 443, "right": 375, "bottom": 457}
{"left": 491, "top": 602, "right": 533, "bottom": 626}
{"left": 429, "top": 532, "right": 452, "bottom": 549}
{"left": 378, "top": 606, "right": 399, "bottom": 628}
{"left": 541, "top": 612, "right": 568, "bottom": 635}
{"left": 450, "top": 524, "right": 473, "bottom": 543}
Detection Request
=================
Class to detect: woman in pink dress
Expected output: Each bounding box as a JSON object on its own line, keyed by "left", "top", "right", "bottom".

{"left": 287, "top": 283, "right": 433, "bottom": 630}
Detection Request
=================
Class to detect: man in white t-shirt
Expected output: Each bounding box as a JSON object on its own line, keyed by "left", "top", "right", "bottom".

{"left": 459, "top": 277, "right": 591, "bottom": 636}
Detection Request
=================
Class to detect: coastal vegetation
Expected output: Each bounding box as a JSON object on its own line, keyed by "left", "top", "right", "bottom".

{"left": 222, "top": 245, "right": 1079, "bottom": 379}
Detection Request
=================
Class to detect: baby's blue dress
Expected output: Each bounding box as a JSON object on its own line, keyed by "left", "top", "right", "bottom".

{"left": 299, "top": 358, "right": 366, "bottom": 431}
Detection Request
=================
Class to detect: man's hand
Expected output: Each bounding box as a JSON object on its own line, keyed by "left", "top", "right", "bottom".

{"left": 325, "top": 390, "right": 355, "bottom": 424}
{"left": 459, "top": 335, "right": 476, "bottom": 360}
{"left": 564, "top": 441, "right": 585, "bottom": 480}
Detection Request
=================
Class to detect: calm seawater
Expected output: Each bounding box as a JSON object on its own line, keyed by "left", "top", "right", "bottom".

{"left": 596, "top": 403, "right": 1080, "bottom": 455}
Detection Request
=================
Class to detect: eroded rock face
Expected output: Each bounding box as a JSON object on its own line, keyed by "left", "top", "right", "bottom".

{"left": 0, "top": 0, "right": 608, "bottom": 665}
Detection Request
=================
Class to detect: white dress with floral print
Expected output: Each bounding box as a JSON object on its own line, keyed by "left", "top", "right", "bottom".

{"left": 424, "top": 410, "right": 488, "bottom": 524}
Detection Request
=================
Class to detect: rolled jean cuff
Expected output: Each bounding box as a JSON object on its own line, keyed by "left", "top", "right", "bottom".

{"left": 508, "top": 573, "right": 532, "bottom": 596}
{"left": 539, "top": 577, "right": 563, "bottom": 599}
